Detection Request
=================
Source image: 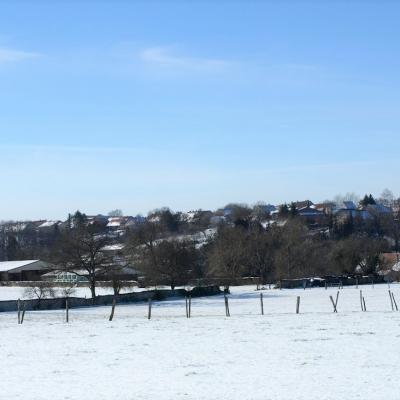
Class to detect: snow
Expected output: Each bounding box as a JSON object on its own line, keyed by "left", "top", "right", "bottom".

{"left": 1, "top": 284, "right": 400, "bottom": 400}
{"left": 101, "top": 243, "right": 125, "bottom": 251}
{"left": 0, "top": 285, "right": 147, "bottom": 300}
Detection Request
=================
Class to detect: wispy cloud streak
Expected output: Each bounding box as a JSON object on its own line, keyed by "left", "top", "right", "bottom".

{"left": 0, "top": 48, "right": 40, "bottom": 64}
{"left": 139, "top": 46, "right": 230, "bottom": 72}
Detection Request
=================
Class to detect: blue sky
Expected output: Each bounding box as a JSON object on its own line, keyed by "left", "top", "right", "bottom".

{"left": 1, "top": 1, "right": 399, "bottom": 220}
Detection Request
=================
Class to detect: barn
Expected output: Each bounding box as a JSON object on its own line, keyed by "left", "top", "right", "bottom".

{"left": 0, "top": 260, "right": 52, "bottom": 282}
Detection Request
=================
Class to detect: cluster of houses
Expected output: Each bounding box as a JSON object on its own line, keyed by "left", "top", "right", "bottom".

{"left": 217, "top": 198, "right": 394, "bottom": 228}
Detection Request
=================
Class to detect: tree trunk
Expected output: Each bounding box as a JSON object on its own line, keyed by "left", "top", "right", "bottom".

{"left": 90, "top": 280, "right": 96, "bottom": 301}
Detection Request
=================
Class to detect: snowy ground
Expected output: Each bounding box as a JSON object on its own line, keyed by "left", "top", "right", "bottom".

{"left": 0, "top": 285, "right": 147, "bottom": 301}
{"left": 2, "top": 284, "right": 400, "bottom": 400}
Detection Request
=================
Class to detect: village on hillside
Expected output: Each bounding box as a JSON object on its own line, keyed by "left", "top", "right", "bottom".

{"left": 1, "top": 191, "right": 399, "bottom": 294}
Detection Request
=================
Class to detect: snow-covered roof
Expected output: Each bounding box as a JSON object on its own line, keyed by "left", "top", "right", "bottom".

{"left": 342, "top": 201, "right": 357, "bottom": 210}
{"left": 102, "top": 244, "right": 125, "bottom": 251}
{"left": 38, "top": 220, "right": 60, "bottom": 228}
{"left": 107, "top": 221, "right": 121, "bottom": 227}
{"left": 0, "top": 260, "right": 42, "bottom": 273}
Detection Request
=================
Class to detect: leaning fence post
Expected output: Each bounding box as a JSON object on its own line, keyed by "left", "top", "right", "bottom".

{"left": 389, "top": 290, "right": 394, "bottom": 311}
{"left": 260, "top": 293, "right": 264, "bottom": 315}
{"left": 391, "top": 292, "right": 398, "bottom": 311}
{"left": 329, "top": 292, "right": 339, "bottom": 313}
{"left": 329, "top": 296, "right": 337, "bottom": 312}
{"left": 360, "top": 290, "right": 364, "bottom": 311}
{"left": 363, "top": 297, "right": 367, "bottom": 312}
{"left": 335, "top": 288, "right": 343, "bottom": 312}
{"left": 147, "top": 298, "right": 152, "bottom": 320}
{"left": 20, "top": 302, "right": 26, "bottom": 324}
{"left": 185, "top": 296, "right": 189, "bottom": 318}
{"left": 109, "top": 297, "right": 116, "bottom": 321}
{"left": 296, "top": 296, "right": 300, "bottom": 314}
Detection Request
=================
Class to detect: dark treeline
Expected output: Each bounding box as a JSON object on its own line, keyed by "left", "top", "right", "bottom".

{"left": 1, "top": 193, "right": 400, "bottom": 294}
{"left": 128, "top": 206, "right": 395, "bottom": 288}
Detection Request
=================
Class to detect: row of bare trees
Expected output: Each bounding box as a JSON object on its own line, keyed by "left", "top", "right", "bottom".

{"left": 208, "top": 221, "right": 389, "bottom": 285}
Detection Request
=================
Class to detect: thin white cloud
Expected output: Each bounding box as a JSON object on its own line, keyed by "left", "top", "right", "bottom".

{"left": 0, "top": 48, "right": 40, "bottom": 64}
{"left": 139, "top": 46, "right": 230, "bottom": 72}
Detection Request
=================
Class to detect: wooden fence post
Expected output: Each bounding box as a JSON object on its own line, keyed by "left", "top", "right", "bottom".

{"left": 20, "top": 302, "right": 26, "bottom": 324}
{"left": 185, "top": 296, "right": 189, "bottom": 318}
{"left": 363, "top": 297, "right": 367, "bottom": 312}
{"left": 109, "top": 297, "right": 116, "bottom": 321}
{"left": 360, "top": 290, "right": 364, "bottom": 311}
{"left": 391, "top": 292, "right": 398, "bottom": 311}
{"left": 224, "top": 293, "right": 230, "bottom": 317}
{"left": 329, "top": 292, "right": 339, "bottom": 313}
{"left": 296, "top": 296, "right": 300, "bottom": 314}
{"left": 329, "top": 296, "right": 337, "bottom": 312}
{"left": 17, "top": 298, "right": 21, "bottom": 324}
{"left": 148, "top": 298, "right": 152, "bottom": 320}
{"left": 66, "top": 298, "right": 69, "bottom": 323}
{"left": 260, "top": 293, "right": 264, "bottom": 315}
{"left": 188, "top": 295, "right": 192, "bottom": 318}
{"left": 389, "top": 290, "right": 394, "bottom": 311}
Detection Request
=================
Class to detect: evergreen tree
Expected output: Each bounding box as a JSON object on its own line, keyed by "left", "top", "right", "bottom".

{"left": 278, "top": 204, "right": 289, "bottom": 217}
{"left": 289, "top": 202, "right": 298, "bottom": 218}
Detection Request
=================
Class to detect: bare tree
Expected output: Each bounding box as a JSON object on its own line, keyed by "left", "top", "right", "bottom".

{"left": 52, "top": 217, "right": 112, "bottom": 299}
{"left": 247, "top": 227, "right": 279, "bottom": 285}
{"left": 274, "top": 220, "right": 309, "bottom": 279}
{"left": 207, "top": 226, "right": 248, "bottom": 287}
{"left": 108, "top": 209, "right": 123, "bottom": 217}
{"left": 23, "top": 282, "right": 56, "bottom": 301}
{"left": 136, "top": 239, "right": 197, "bottom": 290}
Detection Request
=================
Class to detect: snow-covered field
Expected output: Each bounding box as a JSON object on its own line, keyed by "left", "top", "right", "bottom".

{"left": 2, "top": 284, "right": 400, "bottom": 400}
{"left": 0, "top": 285, "right": 146, "bottom": 301}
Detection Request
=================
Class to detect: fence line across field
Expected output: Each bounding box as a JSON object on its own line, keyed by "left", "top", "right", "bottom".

{"left": 10, "top": 285, "right": 400, "bottom": 324}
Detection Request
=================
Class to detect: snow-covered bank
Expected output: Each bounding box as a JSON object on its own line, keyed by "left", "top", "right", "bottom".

{"left": 2, "top": 285, "right": 400, "bottom": 400}
{"left": 0, "top": 285, "right": 155, "bottom": 301}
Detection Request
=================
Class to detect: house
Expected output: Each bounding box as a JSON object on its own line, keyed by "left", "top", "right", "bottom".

{"left": 314, "top": 202, "right": 336, "bottom": 215}
{"left": 297, "top": 205, "right": 326, "bottom": 225}
{"left": 294, "top": 200, "right": 313, "bottom": 209}
{"left": 0, "top": 260, "right": 52, "bottom": 282}
{"left": 365, "top": 203, "right": 392, "bottom": 215}
{"left": 106, "top": 216, "right": 137, "bottom": 230}
{"left": 334, "top": 201, "right": 392, "bottom": 224}
{"left": 42, "top": 265, "right": 140, "bottom": 284}
{"left": 254, "top": 204, "right": 277, "bottom": 215}
{"left": 377, "top": 253, "right": 400, "bottom": 282}
{"left": 41, "top": 269, "right": 89, "bottom": 284}
{"left": 210, "top": 215, "right": 226, "bottom": 226}
{"left": 36, "top": 220, "right": 62, "bottom": 229}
